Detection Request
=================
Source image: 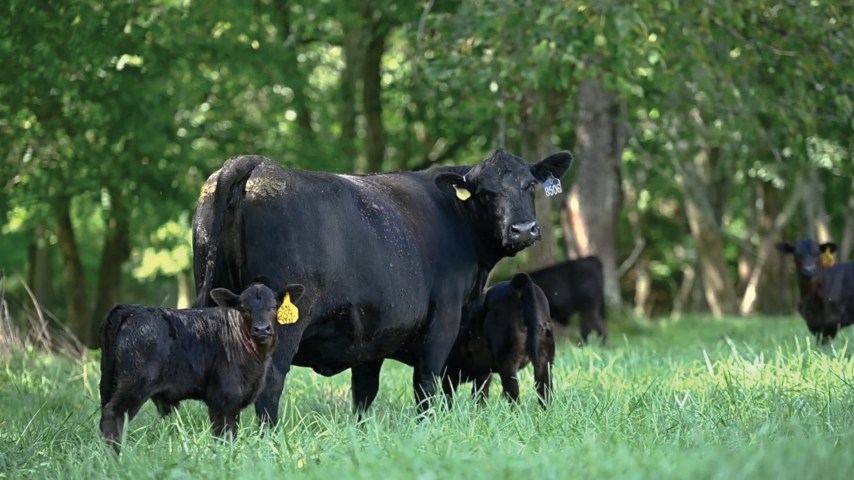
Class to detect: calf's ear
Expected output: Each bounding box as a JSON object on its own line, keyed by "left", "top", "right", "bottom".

{"left": 210, "top": 288, "right": 240, "bottom": 307}
{"left": 435, "top": 172, "right": 473, "bottom": 201}
{"left": 531, "top": 151, "right": 573, "bottom": 182}
{"left": 775, "top": 242, "right": 794, "bottom": 254}
{"left": 277, "top": 284, "right": 305, "bottom": 305}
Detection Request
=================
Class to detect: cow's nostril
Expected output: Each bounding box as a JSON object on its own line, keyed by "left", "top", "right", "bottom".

{"left": 531, "top": 224, "right": 541, "bottom": 236}
{"left": 254, "top": 324, "right": 272, "bottom": 337}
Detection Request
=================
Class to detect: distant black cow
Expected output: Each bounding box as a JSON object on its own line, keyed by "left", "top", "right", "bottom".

{"left": 776, "top": 239, "right": 838, "bottom": 343}
{"left": 527, "top": 256, "right": 607, "bottom": 345}
{"left": 192, "top": 149, "right": 573, "bottom": 421}
{"left": 99, "top": 282, "right": 304, "bottom": 448}
{"left": 817, "top": 263, "right": 854, "bottom": 336}
{"left": 443, "top": 273, "right": 554, "bottom": 406}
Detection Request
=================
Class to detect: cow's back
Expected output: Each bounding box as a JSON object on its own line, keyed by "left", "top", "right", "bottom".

{"left": 208, "top": 161, "right": 482, "bottom": 373}
{"left": 528, "top": 256, "right": 604, "bottom": 320}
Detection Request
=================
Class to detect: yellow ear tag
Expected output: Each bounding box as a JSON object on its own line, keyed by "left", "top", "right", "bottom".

{"left": 277, "top": 293, "right": 299, "bottom": 325}
{"left": 821, "top": 250, "right": 835, "bottom": 268}
{"left": 453, "top": 185, "right": 471, "bottom": 201}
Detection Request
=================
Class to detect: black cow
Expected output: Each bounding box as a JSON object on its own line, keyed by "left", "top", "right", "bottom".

{"left": 817, "top": 263, "right": 854, "bottom": 336}
{"left": 192, "top": 149, "right": 573, "bottom": 422}
{"left": 443, "top": 273, "right": 554, "bottom": 407}
{"left": 776, "top": 239, "right": 838, "bottom": 343}
{"left": 527, "top": 256, "right": 607, "bottom": 345}
{"left": 99, "top": 282, "right": 304, "bottom": 448}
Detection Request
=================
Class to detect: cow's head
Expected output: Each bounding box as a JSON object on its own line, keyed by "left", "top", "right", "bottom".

{"left": 775, "top": 239, "right": 837, "bottom": 279}
{"left": 435, "top": 149, "right": 573, "bottom": 254}
{"left": 819, "top": 267, "right": 849, "bottom": 326}
{"left": 211, "top": 283, "right": 305, "bottom": 348}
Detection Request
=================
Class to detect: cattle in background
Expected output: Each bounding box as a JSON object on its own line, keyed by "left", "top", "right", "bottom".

{"left": 99, "top": 282, "right": 304, "bottom": 449}
{"left": 192, "top": 149, "right": 573, "bottom": 422}
{"left": 443, "top": 273, "right": 554, "bottom": 406}
{"left": 776, "top": 239, "right": 838, "bottom": 343}
{"left": 527, "top": 256, "right": 607, "bottom": 345}
{"left": 817, "top": 263, "right": 854, "bottom": 337}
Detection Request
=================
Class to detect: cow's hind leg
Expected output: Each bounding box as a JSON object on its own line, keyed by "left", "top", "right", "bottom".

{"left": 352, "top": 359, "right": 384, "bottom": 415}
{"left": 496, "top": 362, "right": 521, "bottom": 404}
{"left": 100, "top": 386, "right": 149, "bottom": 451}
{"left": 472, "top": 374, "right": 493, "bottom": 405}
{"left": 580, "top": 310, "right": 606, "bottom": 346}
{"left": 534, "top": 335, "right": 555, "bottom": 408}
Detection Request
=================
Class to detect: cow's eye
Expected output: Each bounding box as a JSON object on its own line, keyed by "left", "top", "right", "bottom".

{"left": 524, "top": 181, "right": 536, "bottom": 191}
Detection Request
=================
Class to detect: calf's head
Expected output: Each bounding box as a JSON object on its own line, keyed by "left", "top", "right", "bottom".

{"left": 436, "top": 149, "right": 573, "bottom": 254}
{"left": 210, "top": 283, "right": 305, "bottom": 347}
{"left": 775, "top": 239, "right": 837, "bottom": 279}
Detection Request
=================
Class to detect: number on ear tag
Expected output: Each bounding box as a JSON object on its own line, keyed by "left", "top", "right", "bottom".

{"left": 821, "top": 250, "right": 835, "bottom": 268}
{"left": 453, "top": 185, "right": 471, "bottom": 201}
{"left": 277, "top": 293, "right": 299, "bottom": 325}
{"left": 543, "top": 175, "right": 562, "bottom": 197}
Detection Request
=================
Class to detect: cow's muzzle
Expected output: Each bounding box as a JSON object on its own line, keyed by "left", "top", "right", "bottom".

{"left": 507, "top": 221, "right": 541, "bottom": 248}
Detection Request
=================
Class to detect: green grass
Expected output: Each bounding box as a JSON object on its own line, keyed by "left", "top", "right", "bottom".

{"left": 3, "top": 316, "right": 854, "bottom": 479}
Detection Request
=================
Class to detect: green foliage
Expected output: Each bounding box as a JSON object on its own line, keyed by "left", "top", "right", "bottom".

{"left": 2, "top": 317, "right": 854, "bottom": 478}
{"left": 1, "top": 0, "right": 853, "bottom": 320}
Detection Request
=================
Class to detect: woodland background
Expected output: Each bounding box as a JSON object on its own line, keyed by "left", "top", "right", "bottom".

{"left": 1, "top": 0, "right": 853, "bottom": 348}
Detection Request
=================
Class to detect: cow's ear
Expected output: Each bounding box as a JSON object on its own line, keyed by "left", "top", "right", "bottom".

{"left": 210, "top": 288, "right": 240, "bottom": 308}
{"left": 775, "top": 242, "right": 795, "bottom": 254}
{"left": 277, "top": 284, "right": 305, "bottom": 305}
{"left": 435, "top": 172, "right": 473, "bottom": 201}
{"left": 530, "top": 151, "right": 573, "bottom": 183}
{"left": 820, "top": 242, "right": 838, "bottom": 254}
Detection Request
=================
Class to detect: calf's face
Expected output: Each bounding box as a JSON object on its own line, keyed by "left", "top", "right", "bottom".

{"left": 776, "top": 239, "right": 837, "bottom": 279}
{"left": 436, "top": 149, "right": 573, "bottom": 254}
{"left": 211, "top": 283, "right": 305, "bottom": 346}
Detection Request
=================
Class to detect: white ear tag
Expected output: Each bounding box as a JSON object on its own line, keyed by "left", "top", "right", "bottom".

{"left": 543, "top": 175, "right": 562, "bottom": 197}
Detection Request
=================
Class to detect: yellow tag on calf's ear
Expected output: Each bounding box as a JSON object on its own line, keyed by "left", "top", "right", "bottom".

{"left": 821, "top": 249, "right": 835, "bottom": 268}
{"left": 277, "top": 293, "right": 299, "bottom": 325}
{"left": 453, "top": 185, "right": 471, "bottom": 201}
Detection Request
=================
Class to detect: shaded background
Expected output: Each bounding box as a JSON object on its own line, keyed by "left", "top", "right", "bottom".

{"left": 1, "top": 0, "right": 853, "bottom": 348}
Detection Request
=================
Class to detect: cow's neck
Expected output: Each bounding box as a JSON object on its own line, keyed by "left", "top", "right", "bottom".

{"left": 797, "top": 274, "right": 821, "bottom": 298}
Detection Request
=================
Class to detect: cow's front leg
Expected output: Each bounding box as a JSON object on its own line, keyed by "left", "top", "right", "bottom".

{"left": 352, "top": 358, "right": 384, "bottom": 414}
{"left": 255, "top": 323, "right": 304, "bottom": 426}
{"left": 413, "top": 301, "right": 462, "bottom": 413}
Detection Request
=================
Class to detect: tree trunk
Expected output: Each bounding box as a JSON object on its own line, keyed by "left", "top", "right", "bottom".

{"left": 801, "top": 165, "right": 830, "bottom": 242}
{"left": 340, "top": 16, "right": 362, "bottom": 168}
{"left": 177, "top": 270, "right": 192, "bottom": 309}
{"left": 520, "top": 90, "right": 563, "bottom": 269}
{"left": 27, "top": 225, "right": 54, "bottom": 313}
{"left": 362, "top": 4, "right": 387, "bottom": 173}
{"left": 677, "top": 148, "right": 738, "bottom": 318}
{"left": 273, "top": 0, "right": 315, "bottom": 155}
{"left": 91, "top": 191, "right": 131, "bottom": 346}
{"left": 737, "top": 184, "right": 758, "bottom": 290}
{"left": 839, "top": 177, "right": 854, "bottom": 261}
{"left": 53, "top": 200, "right": 92, "bottom": 347}
{"left": 562, "top": 79, "right": 624, "bottom": 307}
{"left": 740, "top": 179, "right": 801, "bottom": 315}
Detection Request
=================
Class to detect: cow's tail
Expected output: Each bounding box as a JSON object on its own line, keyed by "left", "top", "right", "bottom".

{"left": 99, "top": 306, "right": 127, "bottom": 407}
{"left": 511, "top": 273, "right": 540, "bottom": 361}
{"left": 194, "top": 155, "right": 266, "bottom": 307}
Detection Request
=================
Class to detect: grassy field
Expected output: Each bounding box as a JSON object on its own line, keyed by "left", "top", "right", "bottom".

{"left": 2, "top": 316, "right": 854, "bottom": 479}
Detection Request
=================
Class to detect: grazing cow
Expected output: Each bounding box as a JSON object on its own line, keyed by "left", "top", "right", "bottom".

{"left": 192, "top": 149, "right": 573, "bottom": 422}
{"left": 99, "top": 282, "right": 305, "bottom": 448}
{"left": 443, "top": 273, "right": 554, "bottom": 406}
{"left": 527, "top": 256, "right": 607, "bottom": 345}
{"left": 776, "top": 239, "right": 838, "bottom": 343}
{"left": 817, "top": 263, "right": 854, "bottom": 335}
